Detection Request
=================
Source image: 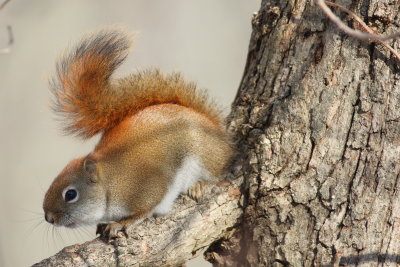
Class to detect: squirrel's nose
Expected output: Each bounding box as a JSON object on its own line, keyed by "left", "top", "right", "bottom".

{"left": 45, "top": 212, "right": 55, "bottom": 224}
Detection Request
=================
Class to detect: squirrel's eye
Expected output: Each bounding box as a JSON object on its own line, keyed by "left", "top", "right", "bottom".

{"left": 64, "top": 189, "right": 78, "bottom": 203}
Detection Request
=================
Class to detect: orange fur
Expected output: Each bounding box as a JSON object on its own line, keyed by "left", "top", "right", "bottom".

{"left": 51, "top": 29, "right": 221, "bottom": 139}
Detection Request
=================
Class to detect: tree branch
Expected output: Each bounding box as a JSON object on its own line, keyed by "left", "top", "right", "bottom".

{"left": 33, "top": 179, "right": 243, "bottom": 266}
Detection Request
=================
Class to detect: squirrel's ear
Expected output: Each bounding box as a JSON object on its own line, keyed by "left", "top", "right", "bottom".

{"left": 83, "top": 158, "right": 98, "bottom": 183}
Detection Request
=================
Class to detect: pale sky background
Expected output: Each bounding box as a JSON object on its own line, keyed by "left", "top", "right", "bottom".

{"left": 0, "top": 1, "right": 259, "bottom": 266}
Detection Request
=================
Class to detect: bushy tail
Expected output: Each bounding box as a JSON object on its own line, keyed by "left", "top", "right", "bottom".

{"left": 51, "top": 29, "right": 221, "bottom": 139}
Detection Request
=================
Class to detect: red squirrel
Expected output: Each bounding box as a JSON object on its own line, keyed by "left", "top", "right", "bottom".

{"left": 42, "top": 29, "right": 233, "bottom": 239}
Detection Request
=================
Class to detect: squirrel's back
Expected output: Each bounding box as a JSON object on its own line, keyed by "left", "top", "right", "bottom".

{"left": 51, "top": 29, "right": 222, "bottom": 139}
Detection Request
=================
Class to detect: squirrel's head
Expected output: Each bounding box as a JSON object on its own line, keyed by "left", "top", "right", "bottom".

{"left": 43, "top": 156, "right": 106, "bottom": 228}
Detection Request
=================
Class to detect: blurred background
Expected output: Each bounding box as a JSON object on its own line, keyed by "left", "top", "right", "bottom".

{"left": 0, "top": 1, "right": 259, "bottom": 266}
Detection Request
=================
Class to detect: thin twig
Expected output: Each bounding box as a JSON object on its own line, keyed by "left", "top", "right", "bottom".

{"left": 0, "top": 0, "right": 10, "bottom": 10}
{"left": 324, "top": 1, "right": 400, "bottom": 62}
{"left": 316, "top": 0, "right": 400, "bottom": 41}
{"left": 324, "top": 1, "right": 372, "bottom": 32}
{"left": 0, "top": 25, "right": 14, "bottom": 54}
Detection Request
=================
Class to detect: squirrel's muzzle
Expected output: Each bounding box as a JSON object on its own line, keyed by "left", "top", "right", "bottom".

{"left": 44, "top": 212, "right": 55, "bottom": 224}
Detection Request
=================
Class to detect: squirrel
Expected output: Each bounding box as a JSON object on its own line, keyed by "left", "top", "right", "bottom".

{"left": 42, "top": 29, "right": 233, "bottom": 239}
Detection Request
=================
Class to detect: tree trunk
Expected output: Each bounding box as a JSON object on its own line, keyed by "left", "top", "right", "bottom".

{"left": 33, "top": 1, "right": 400, "bottom": 266}
{"left": 206, "top": 0, "right": 400, "bottom": 266}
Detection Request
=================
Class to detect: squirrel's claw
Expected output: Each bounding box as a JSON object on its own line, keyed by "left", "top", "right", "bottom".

{"left": 187, "top": 182, "right": 207, "bottom": 202}
{"left": 97, "top": 222, "right": 127, "bottom": 240}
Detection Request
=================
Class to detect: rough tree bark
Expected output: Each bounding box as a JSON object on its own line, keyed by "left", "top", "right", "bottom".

{"left": 33, "top": 0, "right": 400, "bottom": 266}
{"left": 206, "top": 0, "right": 400, "bottom": 266}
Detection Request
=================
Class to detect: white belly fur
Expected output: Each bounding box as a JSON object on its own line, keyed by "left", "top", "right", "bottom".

{"left": 153, "top": 155, "right": 210, "bottom": 215}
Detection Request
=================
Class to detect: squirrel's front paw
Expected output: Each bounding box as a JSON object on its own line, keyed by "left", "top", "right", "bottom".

{"left": 187, "top": 182, "right": 208, "bottom": 202}
{"left": 96, "top": 222, "right": 127, "bottom": 239}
